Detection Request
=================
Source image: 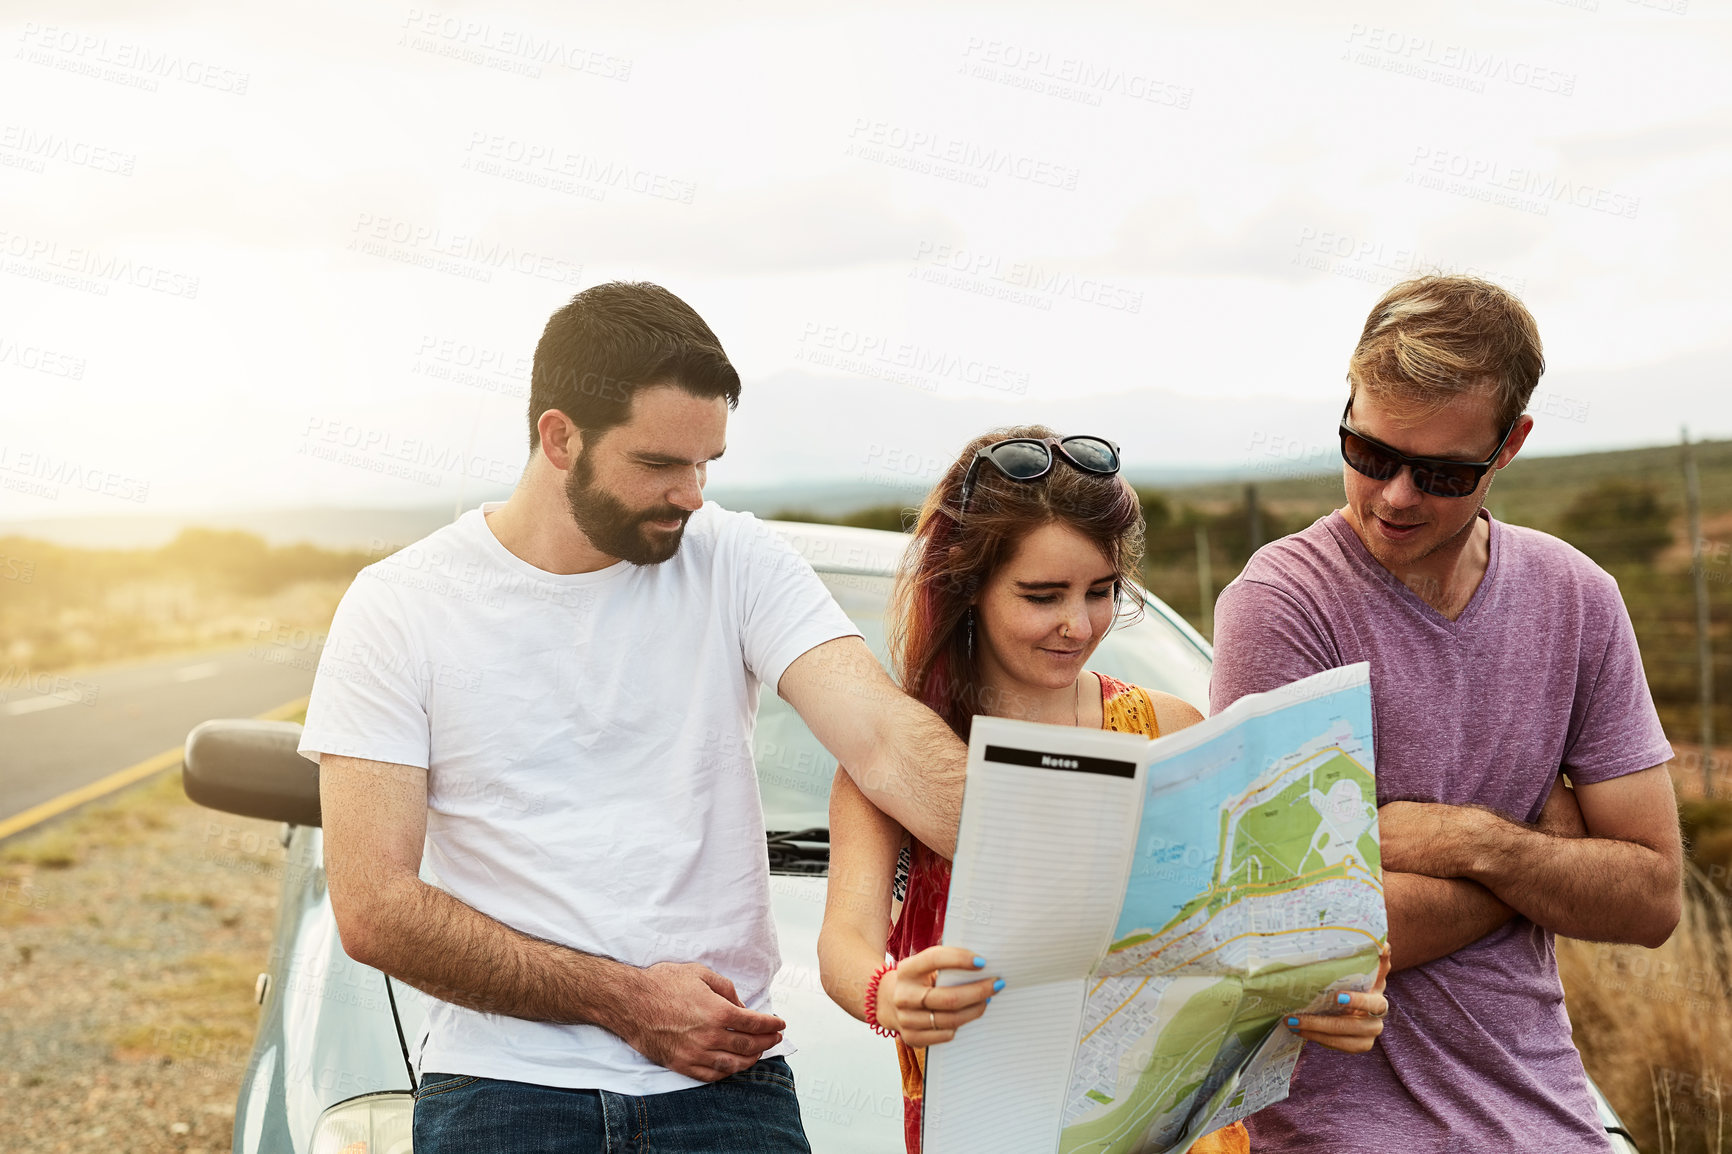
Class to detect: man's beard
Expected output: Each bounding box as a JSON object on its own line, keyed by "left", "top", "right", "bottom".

{"left": 564, "top": 456, "right": 691, "bottom": 565}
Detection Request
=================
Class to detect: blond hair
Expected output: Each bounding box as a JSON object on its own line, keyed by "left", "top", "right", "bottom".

{"left": 1348, "top": 275, "right": 1544, "bottom": 429}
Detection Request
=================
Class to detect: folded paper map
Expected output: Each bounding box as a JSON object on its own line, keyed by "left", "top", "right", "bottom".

{"left": 923, "top": 663, "right": 1385, "bottom": 1154}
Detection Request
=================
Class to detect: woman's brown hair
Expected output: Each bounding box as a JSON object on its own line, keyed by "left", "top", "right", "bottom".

{"left": 889, "top": 425, "right": 1147, "bottom": 740}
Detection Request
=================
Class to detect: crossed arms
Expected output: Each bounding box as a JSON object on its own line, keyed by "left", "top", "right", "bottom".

{"left": 319, "top": 635, "right": 965, "bottom": 1081}
{"left": 1379, "top": 765, "right": 1683, "bottom": 970}
{"left": 1212, "top": 575, "right": 1685, "bottom": 971}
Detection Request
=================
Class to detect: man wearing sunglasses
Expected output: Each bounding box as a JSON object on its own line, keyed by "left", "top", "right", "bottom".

{"left": 1210, "top": 275, "right": 1682, "bottom": 1153}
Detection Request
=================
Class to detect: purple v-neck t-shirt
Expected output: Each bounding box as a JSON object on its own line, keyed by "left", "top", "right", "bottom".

{"left": 1210, "top": 508, "right": 1670, "bottom": 1154}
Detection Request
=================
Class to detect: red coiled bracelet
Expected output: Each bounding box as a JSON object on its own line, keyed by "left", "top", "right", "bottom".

{"left": 864, "top": 961, "right": 897, "bottom": 1037}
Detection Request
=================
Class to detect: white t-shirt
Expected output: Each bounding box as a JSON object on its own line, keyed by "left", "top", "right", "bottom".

{"left": 296, "top": 499, "right": 860, "bottom": 1094}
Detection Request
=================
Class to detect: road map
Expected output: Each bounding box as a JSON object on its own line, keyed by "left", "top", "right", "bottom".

{"left": 923, "top": 663, "right": 1385, "bottom": 1154}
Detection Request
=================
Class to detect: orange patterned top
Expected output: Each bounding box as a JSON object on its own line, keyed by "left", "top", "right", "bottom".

{"left": 884, "top": 672, "right": 1250, "bottom": 1154}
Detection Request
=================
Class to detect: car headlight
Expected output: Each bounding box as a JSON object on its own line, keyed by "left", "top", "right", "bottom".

{"left": 310, "top": 1092, "right": 414, "bottom": 1154}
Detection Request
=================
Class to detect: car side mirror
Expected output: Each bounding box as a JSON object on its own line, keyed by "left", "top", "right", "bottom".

{"left": 183, "top": 719, "right": 321, "bottom": 827}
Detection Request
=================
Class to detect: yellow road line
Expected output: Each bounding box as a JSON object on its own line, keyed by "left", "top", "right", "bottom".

{"left": 1079, "top": 975, "right": 1151, "bottom": 1045}
{"left": 0, "top": 694, "right": 308, "bottom": 842}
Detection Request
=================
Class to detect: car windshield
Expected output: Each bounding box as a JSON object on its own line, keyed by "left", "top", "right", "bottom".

{"left": 756, "top": 569, "right": 1213, "bottom": 833}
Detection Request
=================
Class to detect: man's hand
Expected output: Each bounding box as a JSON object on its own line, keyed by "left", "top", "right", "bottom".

{"left": 1535, "top": 774, "right": 1587, "bottom": 838}
{"left": 321, "top": 753, "right": 780, "bottom": 1076}
{"left": 610, "top": 962, "right": 786, "bottom": 1083}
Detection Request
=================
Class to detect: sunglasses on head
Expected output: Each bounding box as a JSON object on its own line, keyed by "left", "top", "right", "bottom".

{"left": 958, "top": 435, "right": 1121, "bottom": 515}
{"left": 1338, "top": 400, "right": 1517, "bottom": 499}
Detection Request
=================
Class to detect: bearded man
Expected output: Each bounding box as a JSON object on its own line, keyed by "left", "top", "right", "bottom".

{"left": 299, "top": 282, "right": 967, "bottom": 1153}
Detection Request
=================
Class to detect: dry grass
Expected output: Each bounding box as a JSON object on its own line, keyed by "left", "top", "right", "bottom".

{"left": 0, "top": 768, "right": 281, "bottom": 1153}
{"left": 1560, "top": 868, "right": 1732, "bottom": 1154}
{"left": 2, "top": 574, "right": 352, "bottom": 677}
{"left": 106, "top": 950, "right": 265, "bottom": 1066}
{"left": 0, "top": 529, "right": 380, "bottom": 675}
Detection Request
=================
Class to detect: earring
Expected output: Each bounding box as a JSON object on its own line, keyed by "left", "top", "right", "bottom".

{"left": 966, "top": 608, "right": 975, "bottom": 659}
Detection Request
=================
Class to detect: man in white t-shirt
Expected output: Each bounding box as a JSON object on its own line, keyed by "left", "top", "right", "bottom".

{"left": 298, "top": 282, "right": 968, "bottom": 1153}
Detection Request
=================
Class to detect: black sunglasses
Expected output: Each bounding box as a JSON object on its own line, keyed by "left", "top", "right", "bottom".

{"left": 958, "top": 435, "right": 1121, "bottom": 514}
{"left": 1338, "top": 400, "right": 1517, "bottom": 499}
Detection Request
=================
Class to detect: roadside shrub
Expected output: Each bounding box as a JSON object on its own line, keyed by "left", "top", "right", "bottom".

{"left": 1558, "top": 480, "right": 1675, "bottom": 566}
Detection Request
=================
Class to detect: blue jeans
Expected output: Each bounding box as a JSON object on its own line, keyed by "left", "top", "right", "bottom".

{"left": 412, "top": 1056, "right": 811, "bottom": 1153}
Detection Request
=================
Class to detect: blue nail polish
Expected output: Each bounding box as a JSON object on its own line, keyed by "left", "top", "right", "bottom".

{"left": 1337, "top": 993, "right": 1352, "bottom": 1005}
{"left": 986, "top": 996, "right": 993, "bottom": 1004}
{"left": 993, "top": 978, "right": 1006, "bottom": 992}
{"left": 1287, "top": 1017, "right": 1300, "bottom": 1028}
{"left": 973, "top": 956, "right": 986, "bottom": 968}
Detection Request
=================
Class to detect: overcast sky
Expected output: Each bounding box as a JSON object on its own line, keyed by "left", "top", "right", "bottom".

{"left": 3, "top": 0, "right": 1728, "bottom": 520}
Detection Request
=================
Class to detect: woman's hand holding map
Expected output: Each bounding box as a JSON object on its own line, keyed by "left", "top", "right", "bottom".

{"left": 1284, "top": 943, "right": 1392, "bottom": 1054}
{"left": 876, "top": 946, "right": 1003, "bottom": 1047}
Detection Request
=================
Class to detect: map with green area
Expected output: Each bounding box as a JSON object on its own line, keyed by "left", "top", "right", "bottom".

{"left": 1058, "top": 671, "right": 1385, "bottom": 1154}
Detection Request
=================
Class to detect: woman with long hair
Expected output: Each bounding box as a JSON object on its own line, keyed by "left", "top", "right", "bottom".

{"left": 816, "top": 426, "right": 1389, "bottom": 1154}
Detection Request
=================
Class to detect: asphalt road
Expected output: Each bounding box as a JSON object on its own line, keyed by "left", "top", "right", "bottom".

{"left": 0, "top": 643, "right": 316, "bottom": 827}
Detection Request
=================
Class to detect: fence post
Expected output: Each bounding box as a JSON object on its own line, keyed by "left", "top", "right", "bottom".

{"left": 1683, "top": 425, "right": 1715, "bottom": 799}
{"left": 1196, "top": 523, "right": 1214, "bottom": 642}
{"left": 1245, "top": 484, "right": 1263, "bottom": 554}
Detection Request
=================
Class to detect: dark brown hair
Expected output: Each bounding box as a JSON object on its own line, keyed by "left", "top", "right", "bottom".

{"left": 890, "top": 425, "right": 1146, "bottom": 739}
{"left": 528, "top": 281, "right": 740, "bottom": 452}
{"left": 1348, "top": 274, "right": 1545, "bottom": 429}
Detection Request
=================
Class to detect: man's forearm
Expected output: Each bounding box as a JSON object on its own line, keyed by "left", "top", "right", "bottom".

{"left": 356, "top": 872, "right": 641, "bottom": 1031}
{"left": 779, "top": 636, "right": 967, "bottom": 858}
{"left": 1384, "top": 870, "right": 1515, "bottom": 971}
{"left": 850, "top": 693, "right": 965, "bottom": 860}
{"left": 1460, "top": 817, "right": 1680, "bottom": 946}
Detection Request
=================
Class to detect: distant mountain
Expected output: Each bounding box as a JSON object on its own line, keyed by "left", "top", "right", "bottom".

{"left": 714, "top": 351, "right": 1730, "bottom": 490}
{"left": 0, "top": 475, "right": 1252, "bottom": 548}
{"left": 708, "top": 464, "right": 1275, "bottom": 519}
{"left": 3, "top": 352, "right": 1726, "bottom": 549}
